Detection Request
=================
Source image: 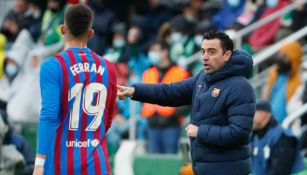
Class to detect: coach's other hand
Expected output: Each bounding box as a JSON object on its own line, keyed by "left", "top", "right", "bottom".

{"left": 117, "top": 85, "right": 135, "bottom": 100}
{"left": 185, "top": 124, "right": 198, "bottom": 138}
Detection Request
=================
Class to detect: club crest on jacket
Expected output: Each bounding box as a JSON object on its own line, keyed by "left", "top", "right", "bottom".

{"left": 212, "top": 88, "right": 220, "bottom": 97}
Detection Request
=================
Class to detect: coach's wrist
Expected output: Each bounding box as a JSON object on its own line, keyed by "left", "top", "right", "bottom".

{"left": 129, "top": 87, "right": 135, "bottom": 98}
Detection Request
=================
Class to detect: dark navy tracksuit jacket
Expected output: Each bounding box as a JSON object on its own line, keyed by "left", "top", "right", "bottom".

{"left": 132, "top": 50, "right": 256, "bottom": 175}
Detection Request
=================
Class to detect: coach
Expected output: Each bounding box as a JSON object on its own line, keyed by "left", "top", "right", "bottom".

{"left": 118, "top": 30, "right": 256, "bottom": 175}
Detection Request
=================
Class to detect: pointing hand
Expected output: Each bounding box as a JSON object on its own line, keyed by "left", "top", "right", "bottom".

{"left": 117, "top": 85, "right": 135, "bottom": 100}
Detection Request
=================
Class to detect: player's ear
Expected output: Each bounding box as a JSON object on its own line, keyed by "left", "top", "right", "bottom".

{"left": 60, "top": 24, "right": 65, "bottom": 35}
{"left": 88, "top": 29, "right": 94, "bottom": 39}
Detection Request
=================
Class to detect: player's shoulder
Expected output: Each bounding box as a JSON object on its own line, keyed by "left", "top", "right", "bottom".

{"left": 42, "top": 55, "right": 60, "bottom": 65}
{"left": 103, "top": 57, "right": 116, "bottom": 71}
{"left": 89, "top": 51, "right": 117, "bottom": 77}
{"left": 40, "top": 55, "right": 62, "bottom": 74}
{"left": 98, "top": 55, "right": 117, "bottom": 84}
{"left": 93, "top": 53, "right": 116, "bottom": 74}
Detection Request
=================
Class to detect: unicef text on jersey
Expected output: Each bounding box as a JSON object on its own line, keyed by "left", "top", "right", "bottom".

{"left": 66, "top": 139, "right": 100, "bottom": 148}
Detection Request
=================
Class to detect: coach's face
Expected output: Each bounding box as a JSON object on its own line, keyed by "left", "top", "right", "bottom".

{"left": 201, "top": 39, "right": 231, "bottom": 74}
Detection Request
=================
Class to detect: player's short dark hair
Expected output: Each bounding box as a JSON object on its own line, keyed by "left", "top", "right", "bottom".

{"left": 203, "top": 29, "right": 233, "bottom": 53}
{"left": 64, "top": 4, "right": 93, "bottom": 37}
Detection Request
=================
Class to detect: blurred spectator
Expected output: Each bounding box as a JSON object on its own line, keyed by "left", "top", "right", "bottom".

{"left": 184, "top": 23, "right": 206, "bottom": 74}
{"left": 190, "top": 0, "right": 222, "bottom": 39}
{"left": 0, "top": 111, "right": 35, "bottom": 175}
{"left": 225, "top": 0, "right": 266, "bottom": 54}
{"left": 251, "top": 100, "right": 305, "bottom": 175}
{"left": 6, "top": 46, "right": 60, "bottom": 123}
{"left": 0, "top": 33, "right": 32, "bottom": 111}
{"left": 193, "top": 26, "right": 204, "bottom": 50}
{"left": 290, "top": 1, "right": 307, "bottom": 32}
{"left": 38, "top": 0, "right": 66, "bottom": 46}
{"left": 104, "top": 0, "right": 132, "bottom": 22}
{"left": 212, "top": 0, "right": 245, "bottom": 31}
{"left": 7, "top": 30, "right": 63, "bottom": 124}
{"left": 142, "top": 40, "right": 190, "bottom": 154}
{"left": 5, "top": 0, "right": 65, "bottom": 60}
{"left": 88, "top": 0, "right": 118, "bottom": 55}
{"left": 21, "top": 0, "right": 66, "bottom": 72}
{"left": 3, "top": 0, "right": 66, "bottom": 123}
{"left": 157, "top": 22, "right": 172, "bottom": 45}
{"left": 174, "top": 0, "right": 206, "bottom": 73}
{"left": 287, "top": 61, "right": 307, "bottom": 114}
{"left": 0, "top": 0, "right": 29, "bottom": 43}
{"left": 145, "top": 0, "right": 173, "bottom": 42}
{"left": 248, "top": 0, "right": 289, "bottom": 51}
{"left": 182, "top": 0, "right": 202, "bottom": 24}
{"left": 264, "top": 41, "right": 302, "bottom": 123}
{"left": 287, "top": 61, "right": 307, "bottom": 156}
{"left": 169, "top": 15, "right": 195, "bottom": 65}
{"left": 104, "top": 23, "right": 127, "bottom": 63}
{"left": 129, "top": 15, "right": 152, "bottom": 50}
{"left": 199, "top": 0, "right": 223, "bottom": 21}
{"left": 174, "top": 22, "right": 206, "bottom": 75}
{"left": 125, "top": 23, "right": 150, "bottom": 80}
{"left": 25, "top": 0, "right": 46, "bottom": 42}
{"left": 107, "top": 23, "right": 150, "bottom": 149}
{"left": 235, "top": 0, "right": 266, "bottom": 29}
{"left": 0, "top": 111, "right": 24, "bottom": 175}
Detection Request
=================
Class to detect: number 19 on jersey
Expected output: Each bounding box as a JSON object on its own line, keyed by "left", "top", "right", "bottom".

{"left": 68, "top": 83, "right": 107, "bottom": 131}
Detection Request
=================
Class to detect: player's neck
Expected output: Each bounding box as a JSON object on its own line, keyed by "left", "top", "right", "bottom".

{"left": 64, "top": 39, "right": 88, "bottom": 50}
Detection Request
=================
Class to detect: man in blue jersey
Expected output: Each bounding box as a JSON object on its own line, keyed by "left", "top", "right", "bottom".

{"left": 251, "top": 100, "right": 305, "bottom": 175}
{"left": 33, "top": 4, "right": 117, "bottom": 175}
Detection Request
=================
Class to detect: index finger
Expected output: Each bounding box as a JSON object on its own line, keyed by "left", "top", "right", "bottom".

{"left": 117, "top": 85, "right": 125, "bottom": 90}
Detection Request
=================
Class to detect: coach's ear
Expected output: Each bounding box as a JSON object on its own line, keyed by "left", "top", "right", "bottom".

{"left": 88, "top": 29, "right": 94, "bottom": 39}
{"left": 60, "top": 24, "right": 65, "bottom": 35}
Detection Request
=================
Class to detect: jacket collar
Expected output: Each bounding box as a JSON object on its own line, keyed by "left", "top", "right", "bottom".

{"left": 204, "top": 50, "right": 253, "bottom": 85}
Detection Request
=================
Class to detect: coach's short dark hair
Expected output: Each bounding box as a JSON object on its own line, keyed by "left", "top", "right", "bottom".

{"left": 64, "top": 4, "right": 93, "bottom": 37}
{"left": 203, "top": 29, "right": 233, "bottom": 53}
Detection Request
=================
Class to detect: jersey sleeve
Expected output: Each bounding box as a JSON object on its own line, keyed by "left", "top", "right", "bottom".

{"left": 104, "top": 59, "right": 117, "bottom": 132}
{"left": 36, "top": 58, "right": 62, "bottom": 156}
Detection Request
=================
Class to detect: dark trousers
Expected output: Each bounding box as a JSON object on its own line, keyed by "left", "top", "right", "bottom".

{"left": 147, "top": 126, "right": 181, "bottom": 154}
